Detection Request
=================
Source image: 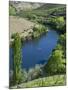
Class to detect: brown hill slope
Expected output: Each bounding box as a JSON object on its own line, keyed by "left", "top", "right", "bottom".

{"left": 9, "top": 16, "right": 35, "bottom": 38}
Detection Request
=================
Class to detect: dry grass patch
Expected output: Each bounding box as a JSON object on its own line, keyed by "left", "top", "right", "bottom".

{"left": 9, "top": 16, "right": 35, "bottom": 38}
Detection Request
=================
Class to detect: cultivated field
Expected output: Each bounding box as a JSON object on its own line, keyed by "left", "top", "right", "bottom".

{"left": 9, "top": 16, "right": 35, "bottom": 38}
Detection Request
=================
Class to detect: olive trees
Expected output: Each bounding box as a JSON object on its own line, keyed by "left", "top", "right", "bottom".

{"left": 13, "top": 33, "right": 22, "bottom": 85}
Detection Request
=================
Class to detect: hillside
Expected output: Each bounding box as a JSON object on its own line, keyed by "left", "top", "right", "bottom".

{"left": 36, "top": 3, "right": 65, "bottom": 10}
{"left": 10, "top": 74, "right": 66, "bottom": 88}
{"left": 9, "top": 16, "right": 35, "bottom": 39}
{"left": 9, "top": 1, "right": 43, "bottom": 12}
{"left": 14, "top": 4, "right": 66, "bottom": 20}
{"left": 9, "top": 2, "right": 66, "bottom": 42}
{"left": 9, "top": 1, "right": 66, "bottom": 17}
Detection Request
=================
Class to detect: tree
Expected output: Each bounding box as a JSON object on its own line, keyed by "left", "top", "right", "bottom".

{"left": 13, "top": 33, "right": 22, "bottom": 85}
{"left": 45, "top": 50, "right": 65, "bottom": 75}
{"left": 50, "top": 16, "right": 65, "bottom": 33}
{"left": 55, "top": 44, "right": 63, "bottom": 50}
{"left": 9, "top": 5, "right": 16, "bottom": 16}
{"left": 56, "top": 17, "right": 65, "bottom": 32}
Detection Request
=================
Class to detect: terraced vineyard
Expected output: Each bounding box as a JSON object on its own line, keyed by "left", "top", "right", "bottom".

{"left": 11, "top": 75, "right": 66, "bottom": 88}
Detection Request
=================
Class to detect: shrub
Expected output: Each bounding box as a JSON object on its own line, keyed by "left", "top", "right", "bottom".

{"left": 21, "top": 69, "right": 28, "bottom": 82}
{"left": 27, "top": 65, "right": 42, "bottom": 81}
{"left": 55, "top": 44, "right": 63, "bottom": 50}
{"left": 9, "top": 5, "right": 16, "bottom": 15}
{"left": 45, "top": 50, "right": 66, "bottom": 75}
{"left": 50, "top": 16, "right": 65, "bottom": 33}
{"left": 32, "top": 24, "right": 47, "bottom": 38}
{"left": 58, "top": 34, "right": 66, "bottom": 58}
{"left": 11, "top": 33, "right": 16, "bottom": 39}
{"left": 33, "top": 24, "right": 46, "bottom": 32}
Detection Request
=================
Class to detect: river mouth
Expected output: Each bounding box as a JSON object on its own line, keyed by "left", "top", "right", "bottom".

{"left": 10, "top": 30, "right": 58, "bottom": 70}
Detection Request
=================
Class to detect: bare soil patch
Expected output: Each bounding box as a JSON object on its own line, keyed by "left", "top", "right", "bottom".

{"left": 9, "top": 16, "right": 35, "bottom": 37}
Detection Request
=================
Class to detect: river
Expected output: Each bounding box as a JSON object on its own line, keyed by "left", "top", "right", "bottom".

{"left": 10, "top": 30, "right": 58, "bottom": 70}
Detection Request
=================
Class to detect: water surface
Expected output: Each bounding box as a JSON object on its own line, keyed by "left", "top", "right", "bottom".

{"left": 10, "top": 30, "right": 58, "bottom": 70}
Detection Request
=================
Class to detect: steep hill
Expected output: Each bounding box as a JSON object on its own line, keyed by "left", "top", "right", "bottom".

{"left": 9, "top": 1, "right": 66, "bottom": 17}
{"left": 9, "top": 1, "right": 43, "bottom": 11}
{"left": 36, "top": 3, "right": 65, "bottom": 10}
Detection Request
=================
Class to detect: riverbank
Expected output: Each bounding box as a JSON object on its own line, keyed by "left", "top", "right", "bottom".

{"left": 10, "top": 16, "right": 48, "bottom": 45}
{"left": 10, "top": 30, "right": 58, "bottom": 70}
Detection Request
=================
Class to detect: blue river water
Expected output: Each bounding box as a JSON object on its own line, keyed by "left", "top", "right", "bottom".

{"left": 10, "top": 30, "right": 58, "bottom": 70}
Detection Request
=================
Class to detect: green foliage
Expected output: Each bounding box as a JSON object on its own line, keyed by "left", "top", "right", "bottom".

{"left": 33, "top": 24, "right": 45, "bottom": 32}
{"left": 58, "top": 34, "right": 66, "bottom": 58}
{"left": 11, "top": 33, "right": 16, "bottom": 39}
{"left": 50, "top": 16, "right": 65, "bottom": 33}
{"left": 11, "top": 64, "right": 43, "bottom": 85}
{"left": 10, "top": 75, "right": 65, "bottom": 88}
{"left": 55, "top": 17, "right": 65, "bottom": 31}
{"left": 17, "top": 5, "right": 65, "bottom": 19}
{"left": 9, "top": 5, "right": 16, "bottom": 15}
{"left": 27, "top": 65, "right": 42, "bottom": 81}
{"left": 37, "top": 4, "right": 65, "bottom": 11}
{"left": 28, "top": 14, "right": 37, "bottom": 20}
{"left": 13, "top": 33, "right": 22, "bottom": 85}
{"left": 59, "top": 34, "right": 66, "bottom": 46}
{"left": 32, "top": 24, "right": 47, "bottom": 38}
{"left": 9, "top": 3, "right": 66, "bottom": 87}
{"left": 21, "top": 70, "right": 28, "bottom": 82}
{"left": 45, "top": 50, "right": 66, "bottom": 75}
{"left": 55, "top": 44, "right": 63, "bottom": 50}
